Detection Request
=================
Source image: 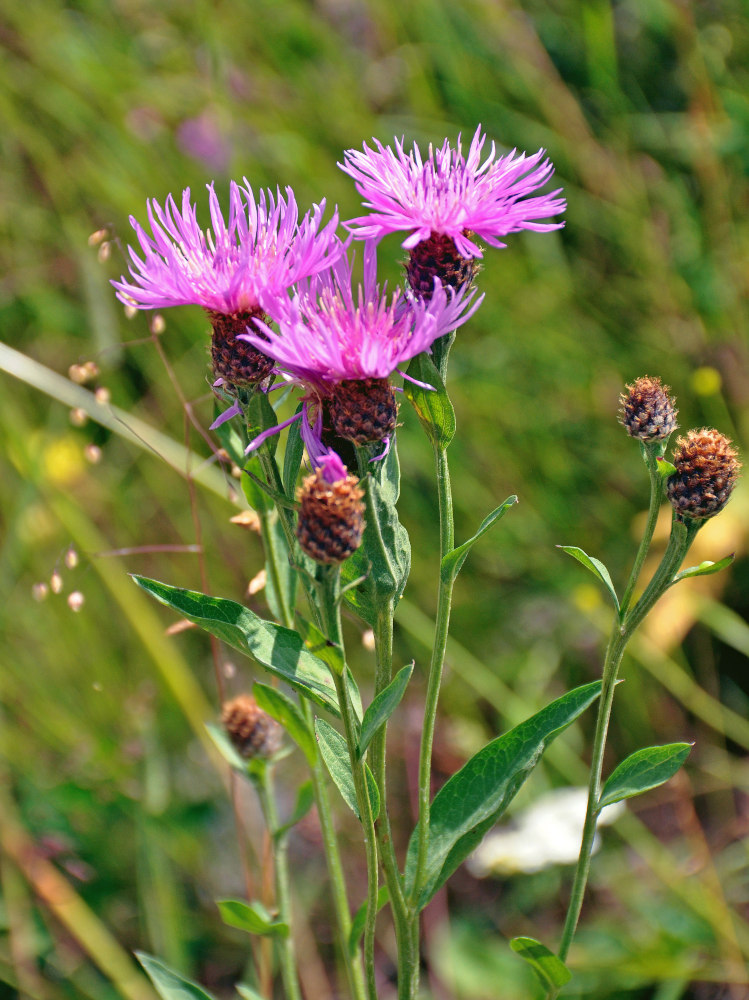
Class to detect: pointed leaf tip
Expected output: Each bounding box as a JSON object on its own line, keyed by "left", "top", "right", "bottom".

{"left": 556, "top": 545, "right": 619, "bottom": 612}
{"left": 598, "top": 742, "right": 692, "bottom": 811}
{"left": 509, "top": 937, "right": 572, "bottom": 989}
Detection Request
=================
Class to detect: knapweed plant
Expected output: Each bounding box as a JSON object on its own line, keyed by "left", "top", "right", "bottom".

{"left": 111, "top": 129, "right": 740, "bottom": 1000}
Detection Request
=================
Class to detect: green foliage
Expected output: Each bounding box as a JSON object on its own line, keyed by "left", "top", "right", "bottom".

{"left": 315, "top": 717, "right": 380, "bottom": 821}
{"left": 509, "top": 936, "right": 572, "bottom": 990}
{"left": 357, "top": 662, "right": 414, "bottom": 760}
{"left": 253, "top": 682, "right": 316, "bottom": 766}
{"left": 137, "top": 953, "right": 219, "bottom": 1000}
{"left": 132, "top": 576, "right": 341, "bottom": 715}
{"left": 217, "top": 899, "right": 289, "bottom": 938}
{"left": 441, "top": 496, "right": 518, "bottom": 583}
{"left": 405, "top": 682, "right": 603, "bottom": 910}
{"left": 404, "top": 351, "right": 456, "bottom": 448}
{"left": 557, "top": 545, "right": 620, "bottom": 612}
{"left": 598, "top": 743, "right": 692, "bottom": 811}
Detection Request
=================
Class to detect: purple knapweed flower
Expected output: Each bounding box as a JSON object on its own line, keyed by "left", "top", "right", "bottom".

{"left": 241, "top": 240, "right": 482, "bottom": 455}
{"left": 112, "top": 180, "right": 344, "bottom": 386}
{"left": 340, "top": 126, "right": 566, "bottom": 258}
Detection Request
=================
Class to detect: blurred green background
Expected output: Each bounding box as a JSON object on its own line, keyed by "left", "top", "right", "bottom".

{"left": 2, "top": 0, "right": 749, "bottom": 997}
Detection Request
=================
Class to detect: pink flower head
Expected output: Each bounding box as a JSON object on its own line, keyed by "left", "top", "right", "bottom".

{"left": 112, "top": 180, "right": 343, "bottom": 313}
{"left": 243, "top": 240, "right": 483, "bottom": 385}
{"left": 340, "top": 126, "right": 565, "bottom": 258}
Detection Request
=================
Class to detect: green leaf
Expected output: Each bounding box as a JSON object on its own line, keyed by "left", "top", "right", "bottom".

{"left": 132, "top": 577, "right": 341, "bottom": 716}
{"left": 441, "top": 497, "right": 518, "bottom": 583}
{"left": 509, "top": 937, "right": 572, "bottom": 990}
{"left": 295, "top": 616, "right": 345, "bottom": 677}
{"left": 598, "top": 743, "right": 692, "bottom": 811}
{"left": 236, "top": 986, "right": 265, "bottom": 1000}
{"left": 404, "top": 351, "right": 456, "bottom": 448}
{"left": 136, "top": 952, "right": 218, "bottom": 1000}
{"left": 205, "top": 722, "right": 250, "bottom": 776}
{"left": 341, "top": 444, "right": 410, "bottom": 627}
{"left": 348, "top": 885, "right": 390, "bottom": 955}
{"left": 557, "top": 545, "right": 619, "bottom": 612}
{"left": 276, "top": 780, "right": 315, "bottom": 838}
{"left": 404, "top": 681, "right": 603, "bottom": 910}
{"left": 657, "top": 457, "right": 678, "bottom": 478}
{"left": 253, "top": 683, "right": 315, "bottom": 766}
{"left": 282, "top": 403, "right": 305, "bottom": 497}
{"left": 241, "top": 456, "right": 273, "bottom": 513}
{"left": 673, "top": 553, "right": 735, "bottom": 583}
{"left": 217, "top": 899, "right": 288, "bottom": 938}
{"left": 315, "top": 718, "right": 380, "bottom": 821}
{"left": 262, "top": 515, "right": 297, "bottom": 623}
{"left": 246, "top": 388, "right": 279, "bottom": 457}
{"left": 357, "top": 662, "right": 414, "bottom": 760}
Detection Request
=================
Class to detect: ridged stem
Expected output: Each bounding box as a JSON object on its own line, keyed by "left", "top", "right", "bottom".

{"left": 619, "top": 444, "right": 665, "bottom": 616}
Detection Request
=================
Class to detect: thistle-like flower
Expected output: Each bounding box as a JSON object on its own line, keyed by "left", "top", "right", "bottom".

{"left": 222, "top": 694, "right": 283, "bottom": 759}
{"left": 112, "top": 181, "right": 343, "bottom": 385}
{"left": 340, "top": 127, "right": 565, "bottom": 295}
{"left": 296, "top": 452, "right": 365, "bottom": 565}
{"left": 667, "top": 428, "right": 740, "bottom": 522}
{"left": 619, "top": 376, "right": 678, "bottom": 443}
{"left": 242, "top": 241, "right": 482, "bottom": 450}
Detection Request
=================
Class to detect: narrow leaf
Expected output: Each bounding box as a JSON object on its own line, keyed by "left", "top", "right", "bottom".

{"left": 315, "top": 718, "right": 380, "bottom": 821}
{"left": 217, "top": 899, "right": 288, "bottom": 938}
{"left": 673, "top": 554, "right": 735, "bottom": 583}
{"left": 441, "top": 497, "right": 518, "bottom": 583}
{"left": 236, "top": 986, "right": 265, "bottom": 1000}
{"left": 358, "top": 663, "right": 414, "bottom": 760}
{"left": 132, "top": 577, "right": 341, "bottom": 716}
{"left": 282, "top": 403, "right": 305, "bottom": 497}
{"left": 598, "top": 743, "right": 692, "bottom": 811}
{"left": 348, "top": 885, "right": 390, "bottom": 955}
{"left": 295, "top": 616, "right": 345, "bottom": 677}
{"left": 253, "top": 683, "right": 315, "bottom": 766}
{"left": 404, "top": 351, "right": 456, "bottom": 449}
{"left": 137, "top": 952, "right": 218, "bottom": 1000}
{"left": 509, "top": 937, "right": 572, "bottom": 990}
{"left": 405, "top": 681, "right": 603, "bottom": 910}
{"left": 205, "top": 722, "right": 249, "bottom": 777}
{"left": 276, "top": 780, "right": 315, "bottom": 838}
{"left": 557, "top": 546, "right": 619, "bottom": 612}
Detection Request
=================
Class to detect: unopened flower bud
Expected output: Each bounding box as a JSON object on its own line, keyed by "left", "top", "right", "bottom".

{"left": 327, "top": 378, "right": 397, "bottom": 446}
{"left": 149, "top": 314, "right": 166, "bottom": 335}
{"left": 221, "top": 694, "right": 282, "bottom": 759}
{"left": 67, "top": 591, "right": 85, "bottom": 612}
{"left": 297, "top": 455, "right": 365, "bottom": 564}
{"left": 406, "top": 232, "right": 480, "bottom": 299}
{"left": 50, "top": 571, "right": 64, "bottom": 594}
{"left": 64, "top": 546, "right": 79, "bottom": 569}
{"left": 619, "top": 376, "right": 678, "bottom": 442}
{"left": 667, "top": 428, "right": 740, "bottom": 522}
{"left": 209, "top": 310, "right": 275, "bottom": 387}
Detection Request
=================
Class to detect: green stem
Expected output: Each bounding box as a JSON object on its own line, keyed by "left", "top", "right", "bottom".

{"left": 619, "top": 445, "right": 665, "bottom": 616}
{"left": 550, "top": 517, "right": 697, "bottom": 995}
{"left": 256, "top": 446, "right": 367, "bottom": 1000}
{"left": 256, "top": 767, "right": 302, "bottom": 1000}
{"left": 320, "top": 569, "right": 380, "bottom": 1000}
{"left": 412, "top": 443, "right": 454, "bottom": 909}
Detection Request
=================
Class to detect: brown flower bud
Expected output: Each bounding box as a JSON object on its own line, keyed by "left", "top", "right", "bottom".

{"left": 209, "top": 310, "right": 275, "bottom": 386}
{"left": 405, "top": 231, "right": 480, "bottom": 299}
{"left": 667, "top": 428, "right": 740, "bottom": 521}
{"left": 221, "top": 694, "right": 282, "bottom": 759}
{"left": 327, "top": 378, "right": 397, "bottom": 446}
{"left": 297, "top": 463, "right": 365, "bottom": 565}
{"left": 619, "top": 376, "right": 678, "bottom": 442}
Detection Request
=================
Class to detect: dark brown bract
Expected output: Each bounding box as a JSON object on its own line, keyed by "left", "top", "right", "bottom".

{"left": 297, "top": 467, "right": 365, "bottom": 564}
{"left": 327, "top": 378, "right": 398, "bottom": 446}
{"left": 222, "top": 694, "right": 283, "bottom": 759}
{"left": 619, "top": 376, "right": 678, "bottom": 442}
{"left": 405, "top": 231, "right": 480, "bottom": 299}
{"left": 209, "top": 309, "right": 275, "bottom": 386}
{"left": 667, "top": 428, "right": 740, "bottom": 521}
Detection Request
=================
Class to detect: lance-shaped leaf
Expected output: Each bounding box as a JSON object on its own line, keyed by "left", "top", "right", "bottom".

{"left": 236, "top": 987, "right": 265, "bottom": 1000}
{"left": 341, "top": 446, "right": 411, "bottom": 627}
{"left": 404, "top": 351, "right": 456, "bottom": 449}
{"left": 357, "top": 662, "right": 414, "bottom": 760}
{"left": 276, "top": 780, "right": 315, "bottom": 838}
{"left": 315, "top": 718, "right": 380, "bottom": 821}
{"left": 598, "top": 743, "right": 692, "bottom": 812}
{"left": 205, "top": 722, "right": 249, "bottom": 776}
{"left": 282, "top": 402, "right": 305, "bottom": 496}
{"left": 557, "top": 545, "right": 619, "bottom": 612}
{"left": 405, "top": 681, "right": 603, "bottom": 910}
{"left": 673, "top": 554, "right": 735, "bottom": 584}
{"left": 218, "top": 899, "right": 289, "bottom": 938}
{"left": 253, "top": 682, "right": 316, "bottom": 766}
{"left": 348, "top": 885, "right": 390, "bottom": 955}
{"left": 132, "top": 577, "right": 341, "bottom": 716}
{"left": 137, "top": 952, "right": 218, "bottom": 1000}
{"left": 509, "top": 937, "right": 571, "bottom": 990}
{"left": 295, "top": 616, "right": 345, "bottom": 676}
{"left": 441, "top": 497, "right": 518, "bottom": 583}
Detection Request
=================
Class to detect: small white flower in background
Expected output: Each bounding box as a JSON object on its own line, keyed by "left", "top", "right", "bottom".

{"left": 468, "top": 788, "right": 626, "bottom": 877}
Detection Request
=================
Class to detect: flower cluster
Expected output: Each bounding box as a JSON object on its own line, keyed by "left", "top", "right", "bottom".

{"left": 113, "top": 127, "right": 567, "bottom": 560}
